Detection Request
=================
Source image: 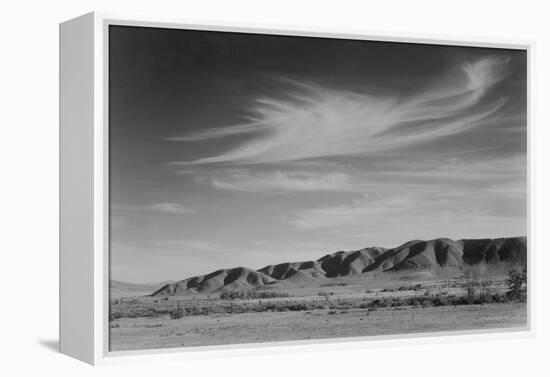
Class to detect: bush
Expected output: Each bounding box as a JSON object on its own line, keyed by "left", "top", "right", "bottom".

{"left": 368, "top": 298, "right": 392, "bottom": 308}
{"left": 261, "top": 303, "right": 278, "bottom": 311}
{"left": 320, "top": 282, "right": 348, "bottom": 287}
{"left": 255, "top": 291, "right": 291, "bottom": 299}
{"left": 219, "top": 289, "right": 291, "bottom": 300}
{"left": 506, "top": 266, "right": 527, "bottom": 302}
{"left": 431, "top": 296, "right": 445, "bottom": 307}
{"left": 479, "top": 280, "right": 491, "bottom": 303}
{"left": 390, "top": 299, "right": 402, "bottom": 308}
{"left": 187, "top": 306, "right": 210, "bottom": 316}
{"left": 380, "top": 284, "right": 423, "bottom": 293}
{"left": 170, "top": 305, "right": 185, "bottom": 319}
{"left": 491, "top": 294, "right": 510, "bottom": 304}
{"left": 463, "top": 266, "right": 481, "bottom": 304}
{"left": 287, "top": 303, "right": 309, "bottom": 311}
{"left": 405, "top": 297, "right": 423, "bottom": 307}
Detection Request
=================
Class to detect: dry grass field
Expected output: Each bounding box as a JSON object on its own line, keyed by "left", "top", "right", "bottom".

{"left": 109, "top": 275, "right": 527, "bottom": 351}
{"left": 110, "top": 302, "right": 527, "bottom": 351}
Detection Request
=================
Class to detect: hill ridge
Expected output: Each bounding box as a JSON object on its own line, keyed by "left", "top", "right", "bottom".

{"left": 151, "top": 236, "right": 526, "bottom": 296}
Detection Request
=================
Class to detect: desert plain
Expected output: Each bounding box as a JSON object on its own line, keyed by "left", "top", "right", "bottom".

{"left": 109, "top": 237, "right": 528, "bottom": 351}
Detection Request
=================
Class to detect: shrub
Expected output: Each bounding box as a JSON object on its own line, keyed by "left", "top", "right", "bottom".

{"left": 220, "top": 289, "right": 291, "bottom": 300}
{"left": 321, "top": 282, "right": 348, "bottom": 287}
{"left": 463, "top": 266, "right": 481, "bottom": 304}
{"left": 491, "top": 294, "right": 510, "bottom": 304}
{"left": 219, "top": 290, "right": 243, "bottom": 300}
{"left": 390, "top": 298, "right": 403, "bottom": 307}
{"left": 170, "top": 305, "right": 185, "bottom": 319}
{"left": 287, "top": 303, "right": 308, "bottom": 311}
{"left": 431, "top": 296, "right": 445, "bottom": 307}
{"left": 459, "top": 295, "right": 473, "bottom": 305}
{"left": 368, "top": 298, "right": 391, "bottom": 308}
{"left": 262, "top": 303, "right": 278, "bottom": 311}
{"left": 187, "top": 306, "right": 210, "bottom": 316}
{"left": 479, "top": 280, "right": 491, "bottom": 303}
{"left": 405, "top": 297, "right": 423, "bottom": 307}
{"left": 506, "top": 266, "right": 527, "bottom": 302}
{"left": 254, "top": 291, "right": 290, "bottom": 299}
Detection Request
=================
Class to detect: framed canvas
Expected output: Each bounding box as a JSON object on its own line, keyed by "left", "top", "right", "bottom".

{"left": 59, "top": 12, "right": 534, "bottom": 365}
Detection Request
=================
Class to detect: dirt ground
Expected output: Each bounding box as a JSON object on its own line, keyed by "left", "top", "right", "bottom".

{"left": 109, "top": 302, "right": 527, "bottom": 351}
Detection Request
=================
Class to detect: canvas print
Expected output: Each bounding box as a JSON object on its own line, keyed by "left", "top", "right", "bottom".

{"left": 108, "top": 25, "right": 528, "bottom": 351}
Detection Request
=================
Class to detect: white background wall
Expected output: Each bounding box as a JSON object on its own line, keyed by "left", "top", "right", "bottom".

{"left": 1, "top": 0, "right": 548, "bottom": 375}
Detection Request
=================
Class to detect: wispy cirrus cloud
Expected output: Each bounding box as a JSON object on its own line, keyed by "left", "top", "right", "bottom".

{"left": 286, "top": 189, "right": 526, "bottom": 245}
{"left": 168, "top": 56, "right": 511, "bottom": 165}
{"left": 287, "top": 194, "right": 415, "bottom": 230}
{"left": 112, "top": 202, "right": 194, "bottom": 215}
{"left": 378, "top": 154, "right": 526, "bottom": 182}
{"left": 148, "top": 202, "right": 194, "bottom": 215}
{"left": 179, "top": 154, "right": 525, "bottom": 195}
{"left": 194, "top": 169, "right": 355, "bottom": 194}
{"left": 153, "top": 239, "right": 222, "bottom": 252}
{"left": 280, "top": 154, "right": 525, "bottom": 236}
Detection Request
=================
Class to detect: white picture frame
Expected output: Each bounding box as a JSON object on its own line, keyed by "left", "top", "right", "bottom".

{"left": 59, "top": 11, "right": 535, "bottom": 365}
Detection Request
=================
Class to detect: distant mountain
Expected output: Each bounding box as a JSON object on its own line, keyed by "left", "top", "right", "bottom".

{"left": 151, "top": 267, "right": 275, "bottom": 296}
{"left": 151, "top": 236, "right": 527, "bottom": 296}
{"left": 318, "top": 247, "right": 387, "bottom": 277}
{"left": 110, "top": 280, "right": 173, "bottom": 298}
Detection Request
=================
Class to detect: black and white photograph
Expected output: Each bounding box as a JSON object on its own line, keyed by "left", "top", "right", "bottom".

{"left": 107, "top": 25, "right": 528, "bottom": 351}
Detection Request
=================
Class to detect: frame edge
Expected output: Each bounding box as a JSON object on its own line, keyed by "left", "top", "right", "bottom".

{"left": 59, "top": 11, "right": 97, "bottom": 365}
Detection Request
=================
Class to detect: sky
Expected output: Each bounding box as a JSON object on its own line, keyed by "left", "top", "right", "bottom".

{"left": 109, "top": 25, "right": 527, "bottom": 283}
